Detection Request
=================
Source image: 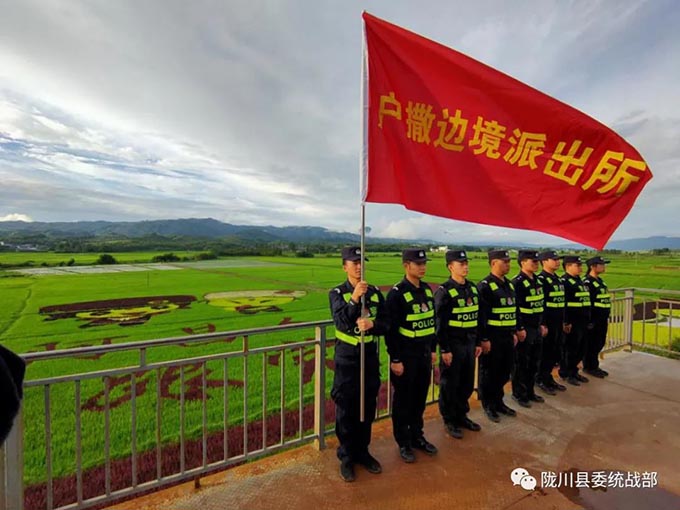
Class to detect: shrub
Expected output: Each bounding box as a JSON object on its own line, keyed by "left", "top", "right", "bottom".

{"left": 97, "top": 254, "right": 117, "bottom": 265}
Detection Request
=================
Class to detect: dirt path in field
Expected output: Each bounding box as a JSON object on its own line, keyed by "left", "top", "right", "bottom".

{"left": 0, "top": 279, "right": 34, "bottom": 342}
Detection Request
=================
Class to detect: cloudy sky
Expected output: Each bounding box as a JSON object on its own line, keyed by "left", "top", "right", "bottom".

{"left": 1, "top": 0, "right": 678, "bottom": 244}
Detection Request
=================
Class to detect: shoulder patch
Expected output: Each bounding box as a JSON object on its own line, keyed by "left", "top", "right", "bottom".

{"left": 333, "top": 288, "right": 341, "bottom": 294}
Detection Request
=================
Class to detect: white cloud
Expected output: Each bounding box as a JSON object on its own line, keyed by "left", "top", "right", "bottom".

{"left": 0, "top": 213, "right": 33, "bottom": 222}
{"left": 0, "top": 0, "right": 678, "bottom": 242}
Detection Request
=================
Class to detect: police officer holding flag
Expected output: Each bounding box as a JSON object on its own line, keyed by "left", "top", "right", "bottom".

{"left": 386, "top": 248, "right": 438, "bottom": 463}
{"left": 329, "top": 246, "right": 388, "bottom": 482}
{"left": 478, "top": 250, "right": 525, "bottom": 422}
{"left": 435, "top": 249, "right": 482, "bottom": 439}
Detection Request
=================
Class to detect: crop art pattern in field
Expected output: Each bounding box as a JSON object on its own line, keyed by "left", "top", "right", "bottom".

{"left": 39, "top": 295, "right": 197, "bottom": 327}
{"left": 205, "top": 290, "right": 307, "bottom": 314}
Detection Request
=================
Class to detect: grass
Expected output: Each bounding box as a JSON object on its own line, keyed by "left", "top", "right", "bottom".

{"left": 1, "top": 251, "right": 679, "bottom": 486}
{"left": 0, "top": 251, "right": 208, "bottom": 267}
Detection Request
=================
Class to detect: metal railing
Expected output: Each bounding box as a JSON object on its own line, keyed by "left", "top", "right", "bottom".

{"left": 2, "top": 287, "right": 678, "bottom": 510}
{"left": 603, "top": 288, "right": 634, "bottom": 352}
{"left": 606, "top": 288, "right": 680, "bottom": 356}
{"left": 1, "top": 322, "right": 335, "bottom": 510}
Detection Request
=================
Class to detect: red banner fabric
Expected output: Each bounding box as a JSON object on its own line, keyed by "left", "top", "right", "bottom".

{"left": 362, "top": 12, "right": 652, "bottom": 249}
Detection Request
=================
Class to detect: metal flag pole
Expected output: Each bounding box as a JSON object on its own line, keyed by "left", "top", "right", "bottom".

{"left": 359, "top": 205, "right": 366, "bottom": 422}
{"left": 359, "top": 14, "right": 369, "bottom": 422}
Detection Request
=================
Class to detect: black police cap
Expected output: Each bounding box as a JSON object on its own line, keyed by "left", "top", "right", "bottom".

{"left": 488, "top": 249, "right": 510, "bottom": 262}
{"left": 341, "top": 246, "right": 368, "bottom": 262}
{"left": 402, "top": 248, "right": 429, "bottom": 263}
{"left": 538, "top": 250, "right": 562, "bottom": 261}
{"left": 563, "top": 255, "right": 583, "bottom": 264}
{"left": 446, "top": 249, "right": 469, "bottom": 264}
{"left": 518, "top": 249, "right": 539, "bottom": 261}
{"left": 586, "top": 256, "right": 611, "bottom": 266}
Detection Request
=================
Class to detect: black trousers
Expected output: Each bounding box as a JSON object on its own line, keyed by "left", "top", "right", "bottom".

{"left": 538, "top": 316, "right": 562, "bottom": 385}
{"left": 439, "top": 339, "right": 475, "bottom": 426}
{"left": 584, "top": 319, "right": 608, "bottom": 370}
{"left": 479, "top": 331, "right": 514, "bottom": 410}
{"left": 559, "top": 322, "right": 586, "bottom": 378}
{"left": 512, "top": 326, "right": 542, "bottom": 400}
{"left": 331, "top": 341, "right": 380, "bottom": 462}
{"left": 391, "top": 352, "right": 431, "bottom": 447}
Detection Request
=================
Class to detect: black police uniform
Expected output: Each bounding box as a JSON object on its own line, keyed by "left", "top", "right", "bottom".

{"left": 559, "top": 257, "right": 591, "bottom": 381}
{"left": 477, "top": 251, "right": 518, "bottom": 414}
{"left": 385, "top": 250, "right": 436, "bottom": 450}
{"left": 0, "top": 344, "right": 26, "bottom": 446}
{"left": 536, "top": 251, "right": 566, "bottom": 389}
{"left": 511, "top": 251, "right": 545, "bottom": 403}
{"left": 583, "top": 257, "right": 611, "bottom": 374}
{"left": 435, "top": 250, "right": 480, "bottom": 429}
{"left": 329, "top": 250, "right": 388, "bottom": 467}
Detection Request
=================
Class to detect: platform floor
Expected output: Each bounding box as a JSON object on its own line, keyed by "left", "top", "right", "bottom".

{"left": 106, "top": 351, "right": 680, "bottom": 510}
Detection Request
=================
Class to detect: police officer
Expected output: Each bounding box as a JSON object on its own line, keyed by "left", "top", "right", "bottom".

{"left": 0, "top": 344, "right": 25, "bottom": 446}
{"left": 435, "top": 249, "right": 482, "bottom": 439}
{"left": 583, "top": 256, "right": 612, "bottom": 378}
{"left": 511, "top": 250, "right": 547, "bottom": 408}
{"left": 386, "top": 248, "right": 438, "bottom": 463}
{"left": 559, "top": 255, "right": 591, "bottom": 386}
{"left": 536, "top": 250, "right": 567, "bottom": 394}
{"left": 478, "top": 250, "right": 525, "bottom": 422}
{"left": 329, "top": 246, "right": 388, "bottom": 482}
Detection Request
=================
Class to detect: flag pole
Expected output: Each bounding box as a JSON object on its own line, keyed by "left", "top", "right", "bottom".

{"left": 359, "top": 205, "right": 366, "bottom": 422}
{"left": 359, "top": 14, "right": 369, "bottom": 422}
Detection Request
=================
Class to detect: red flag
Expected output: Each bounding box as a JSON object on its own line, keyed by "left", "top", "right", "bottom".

{"left": 362, "top": 12, "right": 652, "bottom": 249}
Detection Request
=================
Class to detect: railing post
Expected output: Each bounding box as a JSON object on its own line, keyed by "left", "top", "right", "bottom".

{"left": 313, "top": 326, "right": 327, "bottom": 450}
{"left": 624, "top": 289, "right": 634, "bottom": 351}
{"left": 1, "top": 406, "right": 24, "bottom": 510}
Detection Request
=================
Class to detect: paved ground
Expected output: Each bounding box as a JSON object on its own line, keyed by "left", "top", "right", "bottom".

{"left": 106, "top": 351, "right": 680, "bottom": 510}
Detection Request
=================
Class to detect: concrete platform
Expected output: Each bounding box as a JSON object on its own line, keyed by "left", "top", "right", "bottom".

{"left": 106, "top": 351, "right": 680, "bottom": 510}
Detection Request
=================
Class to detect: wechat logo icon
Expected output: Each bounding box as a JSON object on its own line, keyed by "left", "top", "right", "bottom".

{"left": 511, "top": 467, "right": 537, "bottom": 491}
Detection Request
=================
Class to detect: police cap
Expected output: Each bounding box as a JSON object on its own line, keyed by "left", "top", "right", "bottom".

{"left": 341, "top": 246, "right": 368, "bottom": 262}
{"left": 538, "top": 250, "right": 562, "bottom": 261}
{"left": 488, "top": 249, "right": 511, "bottom": 262}
{"left": 402, "top": 248, "right": 429, "bottom": 263}
{"left": 563, "top": 255, "right": 583, "bottom": 265}
{"left": 446, "top": 250, "right": 468, "bottom": 264}
{"left": 518, "top": 249, "right": 539, "bottom": 262}
{"left": 586, "top": 255, "right": 611, "bottom": 266}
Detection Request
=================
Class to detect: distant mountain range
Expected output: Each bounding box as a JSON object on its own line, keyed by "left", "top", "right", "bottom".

{"left": 0, "top": 218, "right": 678, "bottom": 250}
{"left": 558, "top": 236, "right": 680, "bottom": 251}
{"left": 0, "top": 218, "right": 392, "bottom": 244}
